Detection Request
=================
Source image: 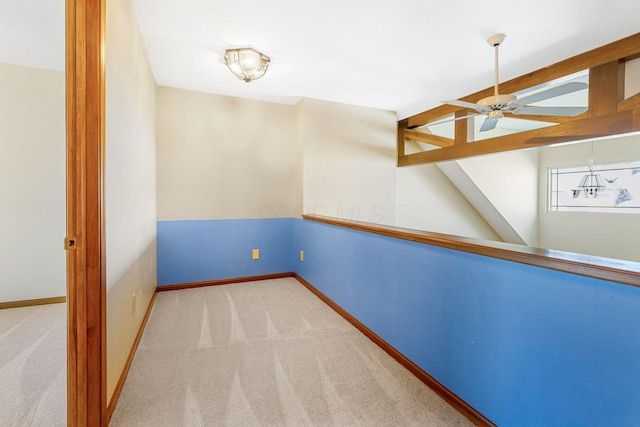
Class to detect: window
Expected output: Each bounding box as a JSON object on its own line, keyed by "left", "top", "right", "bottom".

{"left": 549, "top": 161, "right": 640, "bottom": 212}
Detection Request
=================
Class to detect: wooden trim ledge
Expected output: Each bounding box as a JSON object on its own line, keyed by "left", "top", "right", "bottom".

{"left": 106, "top": 291, "right": 157, "bottom": 423}
{"left": 0, "top": 296, "right": 66, "bottom": 310}
{"left": 156, "top": 272, "right": 296, "bottom": 292}
{"left": 302, "top": 214, "right": 640, "bottom": 288}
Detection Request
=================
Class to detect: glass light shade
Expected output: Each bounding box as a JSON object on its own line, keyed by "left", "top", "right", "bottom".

{"left": 578, "top": 172, "right": 606, "bottom": 197}
{"left": 224, "top": 47, "right": 270, "bottom": 82}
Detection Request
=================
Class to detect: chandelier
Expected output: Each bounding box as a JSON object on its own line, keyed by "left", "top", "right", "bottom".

{"left": 578, "top": 167, "right": 607, "bottom": 198}
{"left": 577, "top": 142, "right": 607, "bottom": 198}
{"left": 223, "top": 47, "right": 271, "bottom": 82}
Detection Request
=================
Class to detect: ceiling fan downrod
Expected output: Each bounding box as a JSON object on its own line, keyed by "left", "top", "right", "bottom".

{"left": 488, "top": 33, "right": 506, "bottom": 97}
{"left": 440, "top": 32, "right": 589, "bottom": 133}
{"left": 478, "top": 33, "right": 516, "bottom": 107}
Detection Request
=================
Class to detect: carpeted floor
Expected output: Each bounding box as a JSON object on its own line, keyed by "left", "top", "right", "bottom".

{"left": 110, "top": 278, "right": 471, "bottom": 426}
{"left": 0, "top": 303, "right": 66, "bottom": 426}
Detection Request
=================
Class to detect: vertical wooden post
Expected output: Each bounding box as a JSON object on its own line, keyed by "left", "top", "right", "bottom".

{"left": 454, "top": 110, "right": 472, "bottom": 145}
{"left": 588, "top": 61, "right": 619, "bottom": 117}
{"left": 66, "top": 0, "right": 106, "bottom": 425}
{"left": 397, "top": 118, "right": 407, "bottom": 164}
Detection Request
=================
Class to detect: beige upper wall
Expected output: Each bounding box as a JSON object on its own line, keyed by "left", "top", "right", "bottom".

{"left": 105, "top": 0, "right": 157, "bottom": 403}
{"left": 538, "top": 134, "right": 640, "bottom": 262}
{"left": 155, "top": 85, "right": 509, "bottom": 239}
{"left": 395, "top": 161, "right": 500, "bottom": 241}
{"left": 302, "top": 98, "right": 397, "bottom": 225}
{"left": 156, "top": 91, "right": 398, "bottom": 225}
{"left": 456, "top": 149, "right": 539, "bottom": 245}
{"left": 0, "top": 62, "right": 65, "bottom": 302}
{"left": 156, "top": 86, "right": 302, "bottom": 220}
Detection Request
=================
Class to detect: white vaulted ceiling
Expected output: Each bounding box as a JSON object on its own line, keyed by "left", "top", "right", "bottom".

{"left": 3, "top": 0, "right": 640, "bottom": 118}
{"left": 0, "top": 0, "right": 65, "bottom": 72}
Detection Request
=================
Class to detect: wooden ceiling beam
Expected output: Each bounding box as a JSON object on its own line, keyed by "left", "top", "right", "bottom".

{"left": 398, "top": 32, "right": 640, "bottom": 166}
{"left": 404, "top": 129, "right": 454, "bottom": 148}
{"left": 405, "top": 32, "right": 640, "bottom": 129}
{"left": 505, "top": 112, "right": 588, "bottom": 123}
{"left": 618, "top": 92, "right": 640, "bottom": 112}
{"left": 399, "top": 110, "right": 638, "bottom": 166}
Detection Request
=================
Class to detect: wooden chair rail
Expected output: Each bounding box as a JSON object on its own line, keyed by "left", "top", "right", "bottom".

{"left": 302, "top": 214, "right": 640, "bottom": 288}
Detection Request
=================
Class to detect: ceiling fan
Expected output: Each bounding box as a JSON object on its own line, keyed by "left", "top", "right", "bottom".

{"left": 443, "top": 34, "right": 588, "bottom": 132}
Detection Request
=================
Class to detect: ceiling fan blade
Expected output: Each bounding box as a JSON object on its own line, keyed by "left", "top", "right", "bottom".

{"left": 512, "top": 82, "right": 588, "bottom": 106}
{"left": 512, "top": 106, "right": 588, "bottom": 116}
{"left": 479, "top": 116, "right": 499, "bottom": 132}
{"left": 443, "top": 99, "right": 489, "bottom": 113}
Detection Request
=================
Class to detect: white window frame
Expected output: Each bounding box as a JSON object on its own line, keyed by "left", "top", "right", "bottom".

{"left": 548, "top": 161, "right": 640, "bottom": 213}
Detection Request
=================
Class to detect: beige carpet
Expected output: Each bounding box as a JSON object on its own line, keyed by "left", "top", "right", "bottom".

{"left": 110, "top": 278, "right": 471, "bottom": 426}
{"left": 0, "top": 303, "right": 66, "bottom": 426}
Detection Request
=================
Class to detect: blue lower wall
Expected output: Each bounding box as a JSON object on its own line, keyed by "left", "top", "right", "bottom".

{"left": 157, "top": 218, "right": 295, "bottom": 286}
{"left": 295, "top": 219, "right": 640, "bottom": 427}
{"left": 157, "top": 217, "right": 640, "bottom": 426}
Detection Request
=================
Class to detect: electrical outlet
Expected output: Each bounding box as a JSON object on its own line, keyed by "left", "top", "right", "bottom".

{"left": 131, "top": 293, "right": 137, "bottom": 315}
{"left": 252, "top": 249, "right": 260, "bottom": 260}
{"left": 300, "top": 250, "right": 304, "bottom": 261}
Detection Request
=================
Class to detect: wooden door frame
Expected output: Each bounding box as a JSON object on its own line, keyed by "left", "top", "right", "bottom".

{"left": 66, "top": 0, "right": 106, "bottom": 425}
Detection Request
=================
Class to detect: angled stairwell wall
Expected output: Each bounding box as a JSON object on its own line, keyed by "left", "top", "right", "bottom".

{"left": 438, "top": 148, "right": 539, "bottom": 246}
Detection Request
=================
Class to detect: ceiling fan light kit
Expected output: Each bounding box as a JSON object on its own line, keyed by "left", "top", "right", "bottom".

{"left": 443, "top": 33, "right": 589, "bottom": 132}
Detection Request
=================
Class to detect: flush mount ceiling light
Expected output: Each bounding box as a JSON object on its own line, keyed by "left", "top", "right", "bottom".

{"left": 223, "top": 47, "right": 271, "bottom": 82}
